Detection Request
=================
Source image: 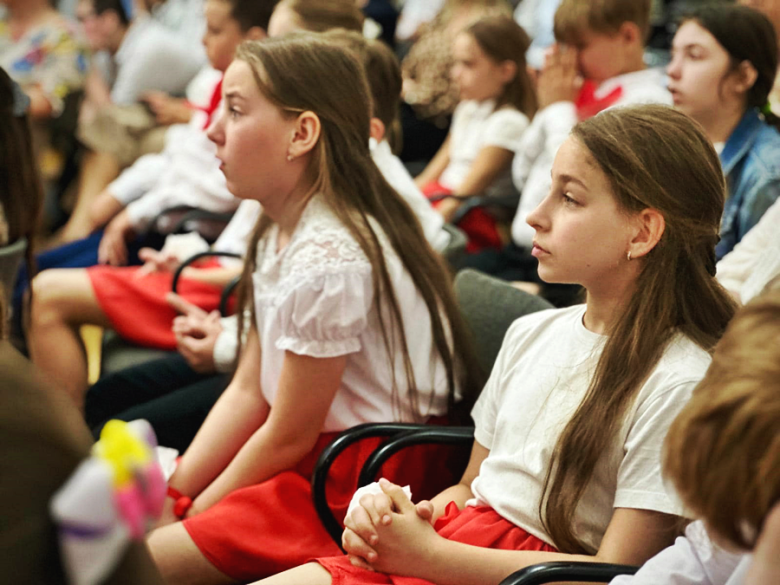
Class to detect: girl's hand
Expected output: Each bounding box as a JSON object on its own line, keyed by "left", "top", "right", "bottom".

{"left": 142, "top": 91, "right": 193, "bottom": 125}
{"left": 368, "top": 481, "right": 440, "bottom": 575}
{"left": 135, "top": 247, "right": 180, "bottom": 276}
{"left": 97, "top": 211, "right": 135, "bottom": 266}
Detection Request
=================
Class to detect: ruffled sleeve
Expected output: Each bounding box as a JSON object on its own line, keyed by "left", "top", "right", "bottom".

{"left": 482, "top": 108, "right": 530, "bottom": 152}
{"left": 272, "top": 268, "right": 374, "bottom": 359}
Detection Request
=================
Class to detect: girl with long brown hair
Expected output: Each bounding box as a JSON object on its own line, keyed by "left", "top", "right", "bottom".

{"left": 144, "top": 34, "right": 481, "bottom": 584}
{"left": 259, "top": 104, "right": 737, "bottom": 585}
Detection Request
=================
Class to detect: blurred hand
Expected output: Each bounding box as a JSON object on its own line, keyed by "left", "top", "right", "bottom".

{"left": 142, "top": 91, "right": 193, "bottom": 125}
{"left": 97, "top": 210, "right": 135, "bottom": 266}
{"left": 536, "top": 44, "right": 580, "bottom": 109}
{"left": 167, "top": 293, "right": 223, "bottom": 373}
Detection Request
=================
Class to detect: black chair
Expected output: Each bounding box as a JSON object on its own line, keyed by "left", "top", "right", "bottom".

{"left": 499, "top": 561, "right": 638, "bottom": 584}
{"left": 311, "top": 269, "right": 554, "bottom": 548}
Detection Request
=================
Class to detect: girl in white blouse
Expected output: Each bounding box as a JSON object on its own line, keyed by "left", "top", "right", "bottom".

{"left": 414, "top": 15, "right": 537, "bottom": 228}
{"left": 144, "top": 34, "right": 482, "bottom": 584}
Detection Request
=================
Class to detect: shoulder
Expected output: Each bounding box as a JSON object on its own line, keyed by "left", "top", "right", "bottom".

{"left": 501, "top": 305, "right": 583, "bottom": 353}
{"left": 744, "top": 123, "right": 780, "bottom": 179}
{"left": 613, "top": 68, "right": 673, "bottom": 107}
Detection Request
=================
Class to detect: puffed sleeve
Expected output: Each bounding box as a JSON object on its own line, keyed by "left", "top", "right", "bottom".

{"left": 273, "top": 267, "right": 375, "bottom": 358}
{"left": 482, "top": 108, "right": 530, "bottom": 152}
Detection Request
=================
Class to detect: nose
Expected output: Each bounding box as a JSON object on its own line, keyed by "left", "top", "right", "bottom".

{"left": 526, "top": 189, "right": 553, "bottom": 232}
{"left": 206, "top": 111, "right": 225, "bottom": 145}
{"left": 666, "top": 53, "right": 681, "bottom": 79}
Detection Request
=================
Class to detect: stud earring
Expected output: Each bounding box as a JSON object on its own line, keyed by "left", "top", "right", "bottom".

{"left": 286, "top": 153, "right": 294, "bottom": 162}
{"left": 627, "top": 251, "right": 632, "bottom": 261}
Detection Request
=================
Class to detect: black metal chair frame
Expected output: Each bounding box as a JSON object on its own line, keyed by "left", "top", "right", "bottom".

{"left": 171, "top": 250, "right": 242, "bottom": 316}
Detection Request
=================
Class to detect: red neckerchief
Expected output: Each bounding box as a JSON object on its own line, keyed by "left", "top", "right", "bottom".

{"left": 575, "top": 79, "right": 623, "bottom": 121}
{"left": 188, "top": 77, "right": 223, "bottom": 130}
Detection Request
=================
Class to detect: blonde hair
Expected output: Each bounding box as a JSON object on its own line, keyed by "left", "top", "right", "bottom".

{"left": 664, "top": 289, "right": 780, "bottom": 550}
{"left": 234, "top": 34, "right": 483, "bottom": 422}
{"left": 540, "top": 105, "right": 737, "bottom": 553}
{"left": 554, "top": 0, "right": 652, "bottom": 45}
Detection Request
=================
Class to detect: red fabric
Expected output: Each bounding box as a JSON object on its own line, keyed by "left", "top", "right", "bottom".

{"left": 318, "top": 503, "right": 558, "bottom": 585}
{"left": 182, "top": 420, "right": 459, "bottom": 582}
{"left": 201, "top": 78, "right": 223, "bottom": 130}
{"left": 422, "top": 182, "right": 502, "bottom": 253}
{"left": 88, "top": 260, "right": 226, "bottom": 350}
{"left": 575, "top": 80, "right": 624, "bottom": 121}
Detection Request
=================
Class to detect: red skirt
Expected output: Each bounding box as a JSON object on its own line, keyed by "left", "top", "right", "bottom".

{"left": 318, "top": 503, "right": 558, "bottom": 585}
{"left": 421, "top": 181, "right": 503, "bottom": 253}
{"left": 183, "top": 427, "right": 459, "bottom": 582}
{"left": 88, "top": 261, "right": 225, "bottom": 350}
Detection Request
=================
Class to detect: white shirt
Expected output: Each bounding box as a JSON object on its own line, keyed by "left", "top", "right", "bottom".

{"left": 252, "top": 196, "right": 453, "bottom": 431}
{"left": 716, "top": 197, "right": 780, "bottom": 304}
{"left": 511, "top": 68, "right": 672, "bottom": 248}
{"left": 110, "top": 115, "right": 239, "bottom": 231}
{"left": 610, "top": 520, "right": 747, "bottom": 585}
{"left": 370, "top": 138, "right": 450, "bottom": 252}
{"left": 470, "top": 305, "right": 711, "bottom": 553}
{"left": 440, "top": 99, "right": 530, "bottom": 199}
{"left": 110, "top": 14, "right": 203, "bottom": 105}
{"left": 395, "top": 0, "right": 446, "bottom": 41}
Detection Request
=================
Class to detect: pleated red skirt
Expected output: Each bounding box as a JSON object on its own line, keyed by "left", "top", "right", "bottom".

{"left": 183, "top": 428, "right": 459, "bottom": 582}
{"left": 318, "top": 503, "right": 557, "bottom": 585}
{"left": 88, "top": 262, "right": 225, "bottom": 350}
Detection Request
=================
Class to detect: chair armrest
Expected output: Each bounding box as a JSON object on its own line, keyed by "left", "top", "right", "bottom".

{"left": 219, "top": 275, "right": 242, "bottom": 316}
{"left": 450, "top": 193, "right": 519, "bottom": 225}
{"left": 171, "top": 251, "right": 242, "bottom": 293}
{"left": 150, "top": 205, "right": 197, "bottom": 233}
{"left": 170, "top": 209, "right": 235, "bottom": 235}
{"left": 498, "top": 561, "right": 639, "bottom": 585}
{"left": 312, "top": 423, "right": 433, "bottom": 548}
{"left": 358, "top": 426, "right": 474, "bottom": 487}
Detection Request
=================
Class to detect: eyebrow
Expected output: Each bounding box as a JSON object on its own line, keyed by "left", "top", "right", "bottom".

{"left": 557, "top": 173, "right": 587, "bottom": 188}
{"left": 224, "top": 91, "right": 246, "bottom": 101}
{"left": 672, "top": 42, "right": 706, "bottom": 52}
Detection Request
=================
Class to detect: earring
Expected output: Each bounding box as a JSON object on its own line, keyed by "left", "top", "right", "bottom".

{"left": 627, "top": 251, "right": 632, "bottom": 261}
{"left": 286, "top": 153, "right": 294, "bottom": 162}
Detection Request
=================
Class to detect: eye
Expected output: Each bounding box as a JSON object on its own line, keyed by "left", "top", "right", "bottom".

{"left": 562, "top": 192, "right": 579, "bottom": 205}
{"left": 227, "top": 106, "right": 242, "bottom": 119}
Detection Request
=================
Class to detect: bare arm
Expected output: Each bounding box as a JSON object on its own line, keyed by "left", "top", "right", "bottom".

{"left": 191, "top": 349, "right": 347, "bottom": 513}
{"left": 414, "top": 135, "right": 452, "bottom": 189}
{"left": 178, "top": 265, "right": 243, "bottom": 288}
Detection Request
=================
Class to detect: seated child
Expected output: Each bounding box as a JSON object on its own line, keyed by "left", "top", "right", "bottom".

{"left": 609, "top": 288, "right": 780, "bottom": 584}
{"left": 256, "top": 104, "right": 737, "bottom": 585}
{"left": 457, "top": 0, "right": 671, "bottom": 294}
{"left": 666, "top": 3, "right": 780, "bottom": 259}
{"left": 141, "top": 34, "right": 482, "bottom": 584}
{"left": 415, "top": 14, "right": 536, "bottom": 251}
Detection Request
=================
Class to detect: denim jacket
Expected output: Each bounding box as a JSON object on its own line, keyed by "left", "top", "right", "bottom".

{"left": 717, "top": 108, "right": 780, "bottom": 259}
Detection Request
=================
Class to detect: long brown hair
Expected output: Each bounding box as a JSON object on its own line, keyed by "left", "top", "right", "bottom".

{"left": 664, "top": 289, "right": 780, "bottom": 551}
{"left": 0, "top": 68, "right": 41, "bottom": 282}
{"left": 464, "top": 15, "right": 537, "bottom": 119}
{"left": 540, "top": 105, "right": 737, "bottom": 553}
{"left": 234, "top": 34, "right": 483, "bottom": 422}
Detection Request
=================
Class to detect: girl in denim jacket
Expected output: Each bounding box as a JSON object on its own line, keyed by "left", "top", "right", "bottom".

{"left": 667, "top": 3, "right": 780, "bottom": 260}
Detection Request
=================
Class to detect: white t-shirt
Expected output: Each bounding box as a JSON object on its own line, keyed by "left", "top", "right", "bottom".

{"left": 370, "top": 138, "right": 450, "bottom": 252}
{"left": 440, "top": 99, "right": 530, "bottom": 198}
{"left": 470, "top": 305, "right": 711, "bottom": 553}
{"left": 511, "top": 68, "right": 672, "bottom": 248}
{"left": 716, "top": 197, "right": 780, "bottom": 304}
{"left": 252, "top": 196, "right": 454, "bottom": 432}
{"left": 610, "top": 520, "right": 747, "bottom": 585}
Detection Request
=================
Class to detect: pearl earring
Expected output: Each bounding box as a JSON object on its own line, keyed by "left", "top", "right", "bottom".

{"left": 287, "top": 153, "right": 294, "bottom": 162}
{"left": 627, "top": 251, "right": 632, "bottom": 261}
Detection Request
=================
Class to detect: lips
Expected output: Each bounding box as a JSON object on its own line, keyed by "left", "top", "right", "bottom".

{"left": 531, "top": 242, "right": 550, "bottom": 258}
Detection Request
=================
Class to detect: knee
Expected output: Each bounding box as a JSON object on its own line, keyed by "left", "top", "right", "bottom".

{"left": 29, "top": 270, "right": 76, "bottom": 327}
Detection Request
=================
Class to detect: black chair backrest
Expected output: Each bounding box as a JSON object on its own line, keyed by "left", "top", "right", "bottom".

{"left": 454, "top": 268, "right": 554, "bottom": 377}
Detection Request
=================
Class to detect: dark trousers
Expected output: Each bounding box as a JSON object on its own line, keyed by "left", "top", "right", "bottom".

{"left": 85, "top": 354, "right": 230, "bottom": 452}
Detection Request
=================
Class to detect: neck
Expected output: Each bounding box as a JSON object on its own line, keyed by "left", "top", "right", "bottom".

{"left": 605, "top": 50, "right": 646, "bottom": 83}
{"left": 699, "top": 103, "right": 746, "bottom": 144}
{"left": 107, "top": 24, "right": 129, "bottom": 54}
{"left": 8, "top": 0, "right": 52, "bottom": 28}
{"left": 263, "top": 174, "right": 317, "bottom": 249}
{"left": 582, "top": 267, "right": 638, "bottom": 335}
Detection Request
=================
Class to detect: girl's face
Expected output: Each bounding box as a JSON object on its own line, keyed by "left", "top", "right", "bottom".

{"left": 526, "top": 137, "right": 636, "bottom": 289}
{"left": 451, "top": 32, "right": 512, "bottom": 103}
{"left": 202, "top": 0, "right": 246, "bottom": 73}
{"left": 208, "top": 60, "right": 300, "bottom": 202}
{"left": 666, "top": 21, "right": 741, "bottom": 123}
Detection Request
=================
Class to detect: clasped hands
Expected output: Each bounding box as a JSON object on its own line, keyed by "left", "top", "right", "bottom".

{"left": 342, "top": 478, "right": 441, "bottom": 575}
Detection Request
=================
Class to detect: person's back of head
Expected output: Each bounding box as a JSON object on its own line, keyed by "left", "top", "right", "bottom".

{"left": 234, "top": 33, "right": 483, "bottom": 423}
{"left": 541, "top": 104, "right": 737, "bottom": 554}
{"left": 664, "top": 288, "right": 780, "bottom": 551}
{"left": 225, "top": 0, "right": 279, "bottom": 34}
{"left": 269, "top": 0, "right": 364, "bottom": 36}
{"left": 0, "top": 68, "right": 42, "bottom": 252}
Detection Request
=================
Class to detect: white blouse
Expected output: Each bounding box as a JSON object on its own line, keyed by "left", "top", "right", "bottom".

{"left": 252, "top": 196, "right": 453, "bottom": 432}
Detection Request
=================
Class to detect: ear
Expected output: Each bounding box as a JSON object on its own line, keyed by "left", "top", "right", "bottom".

{"left": 628, "top": 208, "right": 665, "bottom": 259}
{"left": 287, "top": 111, "right": 321, "bottom": 159}
{"left": 733, "top": 60, "right": 759, "bottom": 95}
{"left": 245, "top": 26, "right": 267, "bottom": 41}
{"left": 499, "top": 60, "right": 517, "bottom": 85}
{"left": 369, "top": 117, "right": 385, "bottom": 143}
{"left": 618, "top": 21, "right": 640, "bottom": 46}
